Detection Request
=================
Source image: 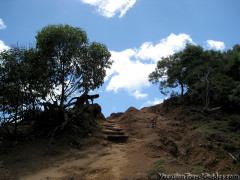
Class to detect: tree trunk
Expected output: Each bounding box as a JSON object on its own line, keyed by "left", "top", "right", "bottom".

{"left": 205, "top": 90, "right": 210, "bottom": 108}
{"left": 60, "top": 62, "right": 65, "bottom": 109}
{"left": 14, "top": 86, "right": 20, "bottom": 135}
{"left": 3, "top": 117, "right": 10, "bottom": 135}
{"left": 180, "top": 83, "right": 184, "bottom": 97}
{"left": 47, "top": 110, "right": 69, "bottom": 151}
{"left": 60, "top": 82, "right": 65, "bottom": 108}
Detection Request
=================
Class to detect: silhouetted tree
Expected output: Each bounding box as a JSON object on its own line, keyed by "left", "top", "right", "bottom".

{"left": 36, "top": 24, "right": 112, "bottom": 109}
{"left": 149, "top": 44, "right": 240, "bottom": 110}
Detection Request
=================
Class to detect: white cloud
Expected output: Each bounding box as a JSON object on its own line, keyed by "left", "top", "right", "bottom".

{"left": 131, "top": 90, "right": 148, "bottom": 99}
{"left": 0, "top": 40, "right": 10, "bottom": 52}
{"left": 106, "top": 49, "right": 155, "bottom": 92}
{"left": 135, "top": 33, "right": 193, "bottom": 62}
{"left": 80, "top": 0, "right": 137, "bottom": 18}
{"left": 0, "top": 18, "right": 6, "bottom": 29}
{"left": 141, "top": 98, "right": 164, "bottom": 108}
{"left": 105, "top": 33, "right": 192, "bottom": 94}
{"left": 206, "top": 40, "right": 225, "bottom": 51}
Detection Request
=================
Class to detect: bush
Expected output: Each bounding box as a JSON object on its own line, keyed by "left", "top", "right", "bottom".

{"left": 228, "top": 114, "right": 240, "bottom": 132}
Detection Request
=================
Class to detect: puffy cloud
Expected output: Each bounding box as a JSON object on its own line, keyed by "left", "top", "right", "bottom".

{"left": 131, "top": 90, "right": 148, "bottom": 99}
{"left": 206, "top": 40, "right": 225, "bottom": 51}
{"left": 0, "top": 40, "right": 9, "bottom": 52}
{"left": 0, "top": 18, "right": 6, "bottom": 29}
{"left": 135, "top": 33, "right": 193, "bottom": 62}
{"left": 105, "top": 33, "right": 192, "bottom": 95}
{"left": 80, "top": 0, "right": 137, "bottom": 18}
{"left": 0, "top": 20, "right": 9, "bottom": 52}
{"left": 141, "top": 98, "right": 164, "bottom": 108}
{"left": 106, "top": 49, "right": 155, "bottom": 92}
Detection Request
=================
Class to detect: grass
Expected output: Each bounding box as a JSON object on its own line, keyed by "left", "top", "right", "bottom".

{"left": 223, "top": 142, "right": 237, "bottom": 152}
{"left": 213, "top": 146, "right": 226, "bottom": 156}
{"left": 187, "top": 117, "right": 240, "bottom": 162}
{"left": 190, "top": 118, "right": 240, "bottom": 141}
{"left": 147, "top": 158, "right": 166, "bottom": 176}
{"left": 191, "top": 123, "right": 220, "bottom": 134}
{"left": 192, "top": 165, "right": 204, "bottom": 174}
{"left": 167, "top": 121, "right": 183, "bottom": 127}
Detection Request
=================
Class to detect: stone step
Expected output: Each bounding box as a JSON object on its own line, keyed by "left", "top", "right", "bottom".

{"left": 102, "top": 124, "right": 115, "bottom": 127}
{"left": 102, "top": 130, "right": 124, "bottom": 135}
{"left": 105, "top": 127, "right": 123, "bottom": 131}
{"left": 107, "top": 135, "right": 129, "bottom": 143}
{"left": 103, "top": 121, "right": 115, "bottom": 123}
{"left": 106, "top": 120, "right": 115, "bottom": 123}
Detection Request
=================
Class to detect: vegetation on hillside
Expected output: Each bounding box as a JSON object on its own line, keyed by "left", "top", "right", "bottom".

{"left": 149, "top": 44, "right": 240, "bottom": 112}
{"left": 148, "top": 44, "right": 240, "bottom": 175}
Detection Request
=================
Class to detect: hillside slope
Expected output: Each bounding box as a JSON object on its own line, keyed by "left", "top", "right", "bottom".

{"left": 1, "top": 101, "right": 240, "bottom": 179}
{"left": 109, "top": 103, "right": 240, "bottom": 178}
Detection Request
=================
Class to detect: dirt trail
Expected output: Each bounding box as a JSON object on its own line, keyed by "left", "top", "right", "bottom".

{"left": 19, "top": 118, "right": 130, "bottom": 180}
{"left": 2, "top": 103, "right": 239, "bottom": 180}
{"left": 18, "top": 105, "right": 188, "bottom": 180}
{"left": 20, "top": 143, "right": 128, "bottom": 180}
{"left": 16, "top": 106, "right": 164, "bottom": 180}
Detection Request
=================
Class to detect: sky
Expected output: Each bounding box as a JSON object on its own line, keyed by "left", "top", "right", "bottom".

{"left": 0, "top": 0, "right": 240, "bottom": 117}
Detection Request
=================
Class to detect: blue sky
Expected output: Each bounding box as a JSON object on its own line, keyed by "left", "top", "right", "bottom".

{"left": 0, "top": 0, "right": 240, "bottom": 117}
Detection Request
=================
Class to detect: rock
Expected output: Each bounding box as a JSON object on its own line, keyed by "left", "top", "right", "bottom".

{"left": 125, "top": 107, "right": 138, "bottom": 113}
{"left": 97, "top": 113, "right": 106, "bottom": 120}
{"left": 109, "top": 112, "right": 124, "bottom": 119}
{"left": 161, "top": 137, "right": 178, "bottom": 157}
{"left": 90, "top": 103, "right": 102, "bottom": 117}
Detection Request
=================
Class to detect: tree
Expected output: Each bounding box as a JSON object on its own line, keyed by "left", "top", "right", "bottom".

{"left": 0, "top": 47, "right": 24, "bottom": 134}
{"left": 225, "top": 45, "right": 240, "bottom": 110}
{"left": 0, "top": 46, "right": 54, "bottom": 134}
{"left": 226, "top": 45, "right": 240, "bottom": 81}
{"left": 149, "top": 43, "right": 240, "bottom": 110}
{"left": 35, "top": 24, "right": 112, "bottom": 109}
{"left": 149, "top": 44, "right": 206, "bottom": 98}
{"left": 0, "top": 24, "right": 112, "bottom": 138}
{"left": 149, "top": 54, "right": 186, "bottom": 97}
{"left": 178, "top": 44, "right": 204, "bottom": 88}
{"left": 229, "top": 83, "right": 240, "bottom": 107}
{"left": 186, "top": 50, "right": 229, "bottom": 108}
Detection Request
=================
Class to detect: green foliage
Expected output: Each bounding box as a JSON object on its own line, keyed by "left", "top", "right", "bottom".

{"left": 228, "top": 114, "right": 240, "bottom": 132}
{"left": 0, "top": 24, "right": 112, "bottom": 136}
{"left": 68, "top": 105, "right": 101, "bottom": 137}
{"left": 147, "top": 158, "right": 166, "bottom": 176}
{"left": 0, "top": 47, "right": 52, "bottom": 134}
{"left": 149, "top": 43, "right": 240, "bottom": 111}
{"left": 229, "top": 83, "right": 240, "bottom": 106}
{"left": 149, "top": 54, "right": 186, "bottom": 96}
{"left": 192, "top": 165, "right": 204, "bottom": 174}
{"left": 223, "top": 142, "right": 237, "bottom": 153}
{"left": 226, "top": 45, "right": 240, "bottom": 81}
{"left": 35, "top": 24, "right": 112, "bottom": 107}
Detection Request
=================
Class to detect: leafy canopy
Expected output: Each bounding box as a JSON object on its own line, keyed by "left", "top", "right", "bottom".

{"left": 35, "top": 24, "right": 112, "bottom": 107}
{"left": 0, "top": 24, "right": 112, "bottom": 134}
{"left": 149, "top": 44, "right": 240, "bottom": 110}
